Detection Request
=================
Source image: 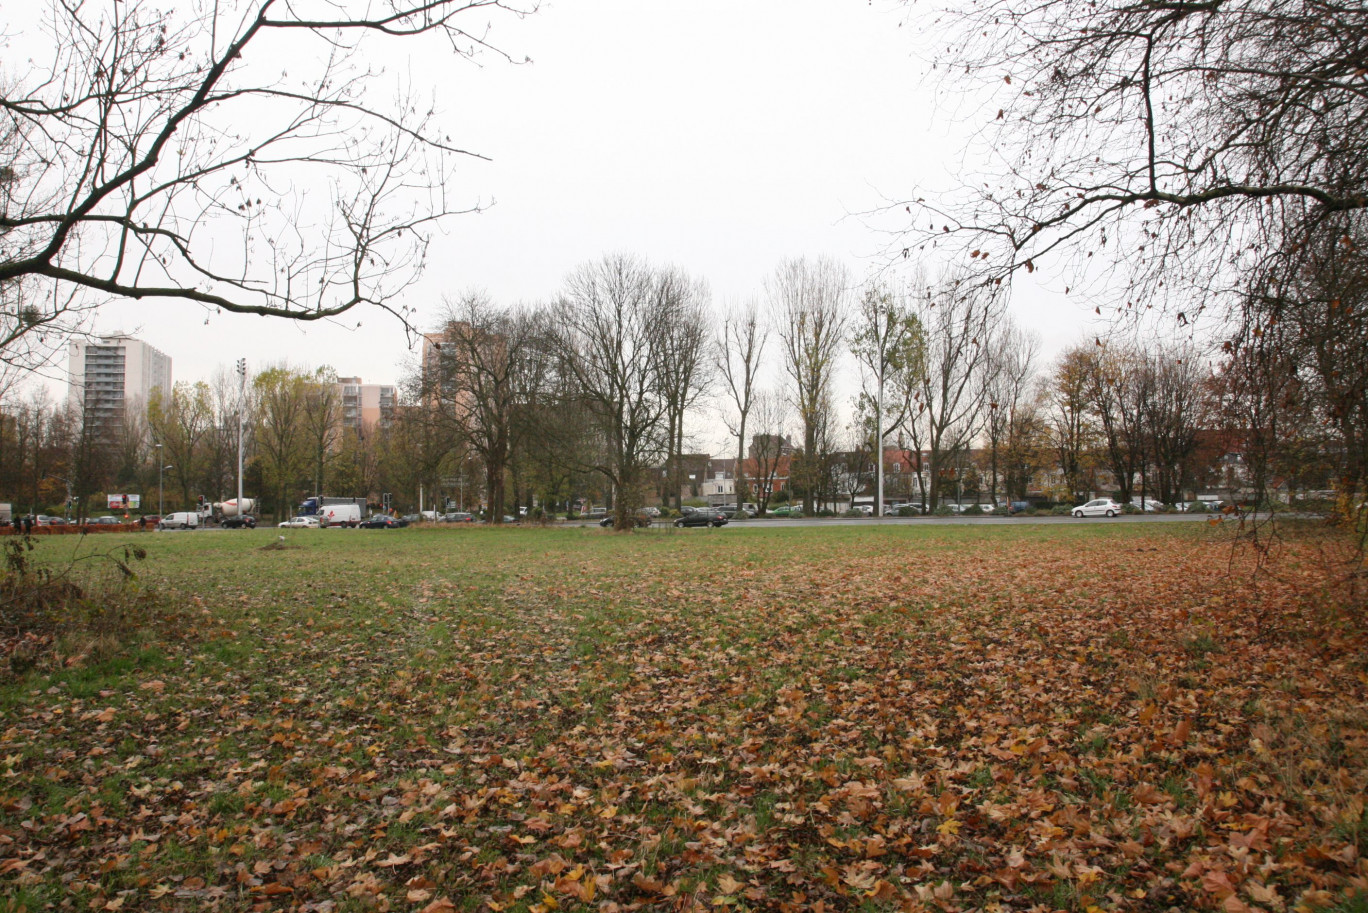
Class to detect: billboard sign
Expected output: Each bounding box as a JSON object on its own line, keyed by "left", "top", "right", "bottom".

{"left": 106, "top": 494, "right": 142, "bottom": 510}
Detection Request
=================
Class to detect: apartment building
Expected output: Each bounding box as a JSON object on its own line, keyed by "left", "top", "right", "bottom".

{"left": 337, "top": 377, "right": 396, "bottom": 431}
{"left": 67, "top": 334, "right": 172, "bottom": 428}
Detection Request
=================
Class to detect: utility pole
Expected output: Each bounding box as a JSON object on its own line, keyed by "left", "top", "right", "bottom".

{"left": 237, "top": 359, "right": 246, "bottom": 518}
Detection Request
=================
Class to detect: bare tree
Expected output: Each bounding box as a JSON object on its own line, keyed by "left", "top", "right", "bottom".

{"left": 554, "top": 254, "right": 671, "bottom": 530}
{"left": 427, "top": 292, "right": 547, "bottom": 522}
{"left": 1083, "top": 345, "right": 1152, "bottom": 504}
{"left": 656, "top": 270, "right": 712, "bottom": 512}
{"left": 748, "top": 391, "right": 791, "bottom": 516}
{"left": 983, "top": 322, "right": 1039, "bottom": 505}
{"left": 1143, "top": 347, "right": 1207, "bottom": 505}
{"left": 902, "top": 276, "right": 1001, "bottom": 511}
{"left": 891, "top": 0, "right": 1368, "bottom": 325}
{"left": 716, "top": 300, "right": 767, "bottom": 515}
{"left": 0, "top": 0, "right": 535, "bottom": 365}
{"left": 770, "top": 256, "right": 850, "bottom": 514}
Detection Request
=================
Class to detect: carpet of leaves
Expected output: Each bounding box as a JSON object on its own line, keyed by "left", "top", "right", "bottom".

{"left": 1, "top": 523, "right": 1366, "bottom": 913}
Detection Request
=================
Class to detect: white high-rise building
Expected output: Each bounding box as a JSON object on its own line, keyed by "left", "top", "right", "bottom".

{"left": 67, "top": 334, "right": 172, "bottom": 427}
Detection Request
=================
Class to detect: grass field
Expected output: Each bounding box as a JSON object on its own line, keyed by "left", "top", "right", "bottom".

{"left": 2, "top": 523, "right": 1366, "bottom": 912}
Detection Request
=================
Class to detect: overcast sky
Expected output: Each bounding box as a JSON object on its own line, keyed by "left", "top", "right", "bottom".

{"left": 65, "top": 0, "right": 1103, "bottom": 446}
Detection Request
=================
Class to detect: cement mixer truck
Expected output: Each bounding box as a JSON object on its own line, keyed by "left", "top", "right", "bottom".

{"left": 196, "top": 497, "right": 258, "bottom": 529}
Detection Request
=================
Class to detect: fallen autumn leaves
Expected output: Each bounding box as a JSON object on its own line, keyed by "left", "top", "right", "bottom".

{"left": 0, "top": 523, "right": 1365, "bottom": 912}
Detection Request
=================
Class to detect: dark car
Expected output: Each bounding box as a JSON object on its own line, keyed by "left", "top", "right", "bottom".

{"left": 221, "top": 515, "right": 257, "bottom": 529}
{"left": 674, "top": 508, "right": 728, "bottom": 528}
{"left": 441, "top": 512, "right": 475, "bottom": 523}
{"left": 359, "top": 515, "right": 408, "bottom": 529}
{"left": 1007, "top": 501, "right": 1031, "bottom": 515}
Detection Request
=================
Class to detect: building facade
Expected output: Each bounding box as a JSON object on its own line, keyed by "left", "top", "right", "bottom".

{"left": 67, "top": 334, "right": 172, "bottom": 428}
{"left": 337, "top": 377, "right": 396, "bottom": 431}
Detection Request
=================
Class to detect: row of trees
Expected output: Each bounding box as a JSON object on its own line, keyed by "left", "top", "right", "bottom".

{"left": 1, "top": 246, "right": 1354, "bottom": 524}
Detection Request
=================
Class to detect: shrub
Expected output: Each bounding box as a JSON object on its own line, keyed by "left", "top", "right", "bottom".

{"left": 1, "top": 537, "right": 160, "bottom": 674}
{"left": 897, "top": 505, "right": 921, "bottom": 517}
{"left": 1052, "top": 505, "right": 1073, "bottom": 516}
{"left": 963, "top": 504, "right": 984, "bottom": 516}
{"left": 933, "top": 505, "right": 954, "bottom": 517}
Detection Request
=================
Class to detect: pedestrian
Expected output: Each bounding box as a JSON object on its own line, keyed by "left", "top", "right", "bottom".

{"left": 23, "top": 515, "right": 33, "bottom": 535}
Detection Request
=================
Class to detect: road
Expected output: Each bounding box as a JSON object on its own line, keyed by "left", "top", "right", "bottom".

{"left": 693, "top": 513, "right": 1215, "bottom": 529}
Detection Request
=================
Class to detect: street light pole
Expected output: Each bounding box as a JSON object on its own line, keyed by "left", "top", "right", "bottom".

{"left": 236, "top": 358, "right": 246, "bottom": 517}
{"left": 159, "top": 463, "right": 173, "bottom": 516}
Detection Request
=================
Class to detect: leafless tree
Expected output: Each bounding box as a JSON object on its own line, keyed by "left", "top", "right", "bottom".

{"left": 427, "top": 292, "right": 548, "bottom": 522}
{"left": 553, "top": 254, "right": 671, "bottom": 530}
{"left": 891, "top": 0, "right": 1368, "bottom": 327}
{"left": 748, "top": 391, "right": 791, "bottom": 516}
{"left": 1143, "top": 346, "right": 1207, "bottom": 505}
{"left": 1083, "top": 345, "right": 1151, "bottom": 504}
{"left": 983, "top": 322, "right": 1039, "bottom": 505}
{"left": 1242, "top": 216, "right": 1368, "bottom": 517}
{"left": 0, "top": 0, "right": 535, "bottom": 369}
{"left": 901, "top": 276, "right": 1002, "bottom": 511}
{"left": 656, "top": 270, "right": 712, "bottom": 512}
{"left": 769, "top": 256, "right": 850, "bottom": 514}
{"left": 716, "top": 300, "right": 767, "bottom": 515}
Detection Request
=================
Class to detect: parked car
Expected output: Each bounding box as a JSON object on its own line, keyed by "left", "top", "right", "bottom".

{"left": 401, "top": 514, "right": 422, "bottom": 524}
{"left": 715, "top": 503, "right": 758, "bottom": 519}
{"left": 1072, "top": 498, "right": 1125, "bottom": 518}
{"left": 441, "top": 512, "right": 475, "bottom": 523}
{"left": 359, "top": 515, "right": 407, "bottom": 528}
{"left": 848, "top": 504, "right": 873, "bottom": 517}
{"left": 674, "top": 508, "right": 728, "bottom": 528}
{"left": 278, "top": 516, "right": 321, "bottom": 528}
{"left": 92, "top": 516, "right": 123, "bottom": 525}
{"left": 1006, "top": 501, "right": 1031, "bottom": 515}
{"left": 769, "top": 505, "right": 803, "bottom": 518}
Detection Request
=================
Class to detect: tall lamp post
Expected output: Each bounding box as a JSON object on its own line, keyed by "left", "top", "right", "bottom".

{"left": 236, "top": 358, "right": 246, "bottom": 517}
{"left": 159, "top": 463, "right": 173, "bottom": 516}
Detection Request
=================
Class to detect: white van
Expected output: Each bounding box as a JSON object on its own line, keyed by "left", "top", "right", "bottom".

{"left": 158, "top": 511, "right": 199, "bottom": 530}
{"left": 318, "top": 503, "right": 362, "bottom": 527}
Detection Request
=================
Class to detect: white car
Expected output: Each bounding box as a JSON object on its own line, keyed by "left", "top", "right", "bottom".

{"left": 1072, "top": 498, "right": 1125, "bottom": 518}
{"left": 278, "top": 516, "right": 321, "bottom": 528}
